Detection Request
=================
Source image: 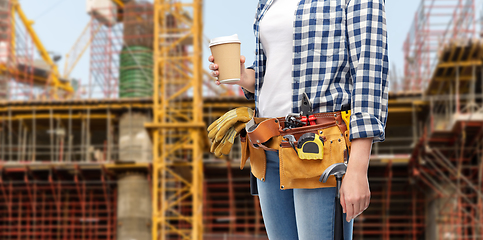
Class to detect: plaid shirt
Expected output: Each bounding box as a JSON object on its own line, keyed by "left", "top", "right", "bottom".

{"left": 244, "top": 0, "right": 389, "bottom": 142}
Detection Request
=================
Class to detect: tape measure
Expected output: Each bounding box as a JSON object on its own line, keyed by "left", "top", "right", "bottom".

{"left": 341, "top": 110, "right": 351, "bottom": 130}
{"left": 297, "top": 132, "right": 324, "bottom": 160}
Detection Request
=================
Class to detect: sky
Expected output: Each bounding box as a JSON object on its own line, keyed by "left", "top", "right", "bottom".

{"left": 18, "top": 0, "right": 423, "bottom": 90}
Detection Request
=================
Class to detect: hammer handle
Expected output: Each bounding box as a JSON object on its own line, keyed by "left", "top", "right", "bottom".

{"left": 335, "top": 195, "right": 344, "bottom": 240}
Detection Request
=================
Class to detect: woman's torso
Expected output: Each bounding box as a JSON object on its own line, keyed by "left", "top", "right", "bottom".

{"left": 258, "top": 0, "right": 299, "bottom": 118}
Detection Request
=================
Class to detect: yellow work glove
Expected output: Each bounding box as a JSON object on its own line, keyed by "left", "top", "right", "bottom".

{"left": 213, "top": 127, "right": 238, "bottom": 157}
{"left": 210, "top": 121, "right": 248, "bottom": 157}
{"left": 207, "top": 107, "right": 254, "bottom": 142}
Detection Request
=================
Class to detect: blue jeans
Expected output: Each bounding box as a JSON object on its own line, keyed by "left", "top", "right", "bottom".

{"left": 257, "top": 151, "right": 353, "bottom": 240}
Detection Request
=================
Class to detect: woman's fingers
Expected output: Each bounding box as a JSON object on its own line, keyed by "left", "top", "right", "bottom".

{"left": 366, "top": 194, "right": 371, "bottom": 210}
{"left": 208, "top": 55, "right": 219, "bottom": 78}
{"left": 340, "top": 191, "right": 346, "bottom": 214}
{"left": 209, "top": 63, "right": 218, "bottom": 71}
{"left": 209, "top": 61, "right": 219, "bottom": 78}
{"left": 342, "top": 192, "right": 370, "bottom": 221}
{"left": 358, "top": 200, "right": 365, "bottom": 218}
{"left": 345, "top": 202, "right": 355, "bottom": 222}
{"left": 349, "top": 192, "right": 371, "bottom": 220}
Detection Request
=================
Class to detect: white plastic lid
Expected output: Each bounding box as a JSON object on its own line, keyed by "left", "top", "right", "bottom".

{"left": 209, "top": 34, "right": 241, "bottom": 47}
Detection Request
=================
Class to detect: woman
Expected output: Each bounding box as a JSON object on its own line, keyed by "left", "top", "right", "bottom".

{"left": 209, "top": 0, "right": 388, "bottom": 239}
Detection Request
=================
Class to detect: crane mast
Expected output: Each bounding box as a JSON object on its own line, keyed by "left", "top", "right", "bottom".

{"left": 147, "top": 0, "right": 204, "bottom": 239}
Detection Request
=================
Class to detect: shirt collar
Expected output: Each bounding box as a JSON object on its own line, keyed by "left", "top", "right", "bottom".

{"left": 257, "top": 0, "right": 275, "bottom": 21}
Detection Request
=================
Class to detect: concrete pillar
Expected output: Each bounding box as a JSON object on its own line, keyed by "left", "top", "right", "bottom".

{"left": 426, "top": 184, "right": 458, "bottom": 240}
{"left": 0, "top": 75, "right": 7, "bottom": 100}
{"left": 0, "top": 0, "right": 9, "bottom": 41}
{"left": 425, "top": 189, "right": 438, "bottom": 240}
{"left": 117, "top": 173, "right": 151, "bottom": 240}
{"left": 118, "top": 112, "right": 152, "bottom": 163}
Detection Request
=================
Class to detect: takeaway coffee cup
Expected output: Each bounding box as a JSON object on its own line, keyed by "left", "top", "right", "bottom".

{"left": 209, "top": 34, "right": 241, "bottom": 84}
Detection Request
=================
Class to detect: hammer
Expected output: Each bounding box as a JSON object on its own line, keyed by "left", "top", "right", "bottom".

{"left": 320, "top": 163, "right": 347, "bottom": 240}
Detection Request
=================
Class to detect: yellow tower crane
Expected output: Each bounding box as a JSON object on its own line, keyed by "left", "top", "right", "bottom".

{"left": 145, "top": 0, "right": 204, "bottom": 239}
{"left": 0, "top": 0, "right": 74, "bottom": 99}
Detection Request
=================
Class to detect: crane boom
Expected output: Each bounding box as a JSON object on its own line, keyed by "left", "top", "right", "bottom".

{"left": 13, "top": 1, "right": 74, "bottom": 97}
{"left": 63, "top": 19, "right": 101, "bottom": 79}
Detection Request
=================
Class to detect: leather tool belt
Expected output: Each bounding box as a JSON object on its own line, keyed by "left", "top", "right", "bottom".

{"left": 240, "top": 110, "right": 352, "bottom": 190}
{"left": 246, "top": 111, "right": 350, "bottom": 151}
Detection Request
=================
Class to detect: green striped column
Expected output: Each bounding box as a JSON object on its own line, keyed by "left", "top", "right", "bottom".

{"left": 119, "top": 46, "right": 153, "bottom": 98}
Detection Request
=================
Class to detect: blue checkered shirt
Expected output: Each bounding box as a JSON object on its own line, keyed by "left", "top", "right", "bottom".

{"left": 244, "top": 0, "right": 389, "bottom": 142}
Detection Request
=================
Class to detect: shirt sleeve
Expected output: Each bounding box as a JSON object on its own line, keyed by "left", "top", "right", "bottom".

{"left": 346, "top": 0, "right": 389, "bottom": 143}
{"left": 243, "top": 1, "right": 262, "bottom": 101}
{"left": 242, "top": 62, "right": 256, "bottom": 100}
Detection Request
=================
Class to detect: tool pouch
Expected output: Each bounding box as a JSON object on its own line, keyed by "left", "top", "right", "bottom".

{"left": 240, "top": 134, "right": 267, "bottom": 181}
{"left": 279, "top": 124, "right": 347, "bottom": 189}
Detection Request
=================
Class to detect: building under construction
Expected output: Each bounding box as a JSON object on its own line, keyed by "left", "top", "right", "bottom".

{"left": 0, "top": 0, "right": 482, "bottom": 239}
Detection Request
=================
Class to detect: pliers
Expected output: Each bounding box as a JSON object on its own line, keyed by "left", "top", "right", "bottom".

{"left": 300, "top": 93, "right": 316, "bottom": 126}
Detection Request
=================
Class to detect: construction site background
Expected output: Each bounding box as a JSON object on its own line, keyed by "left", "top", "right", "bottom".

{"left": 0, "top": 0, "right": 482, "bottom": 239}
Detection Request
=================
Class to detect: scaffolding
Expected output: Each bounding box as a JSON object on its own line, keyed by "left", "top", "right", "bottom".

{"left": 0, "top": 165, "right": 117, "bottom": 239}
{"left": 403, "top": 2, "right": 483, "bottom": 237}
{"left": 410, "top": 115, "right": 483, "bottom": 239}
{"left": 408, "top": 38, "right": 483, "bottom": 239}
{"left": 403, "top": 0, "right": 477, "bottom": 92}
{"left": 0, "top": 0, "right": 36, "bottom": 100}
{"left": 87, "top": 16, "right": 121, "bottom": 99}
{"left": 203, "top": 163, "right": 265, "bottom": 236}
{"left": 0, "top": 99, "right": 153, "bottom": 163}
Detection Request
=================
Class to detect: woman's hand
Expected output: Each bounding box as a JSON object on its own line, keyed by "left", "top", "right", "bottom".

{"left": 339, "top": 137, "right": 373, "bottom": 222}
{"left": 208, "top": 55, "right": 255, "bottom": 93}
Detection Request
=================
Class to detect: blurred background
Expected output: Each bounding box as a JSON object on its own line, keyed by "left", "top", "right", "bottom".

{"left": 0, "top": 0, "right": 482, "bottom": 239}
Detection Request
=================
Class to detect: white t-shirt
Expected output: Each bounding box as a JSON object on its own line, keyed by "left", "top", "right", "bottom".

{"left": 258, "top": 0, "right": 299, "bottom": 118}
